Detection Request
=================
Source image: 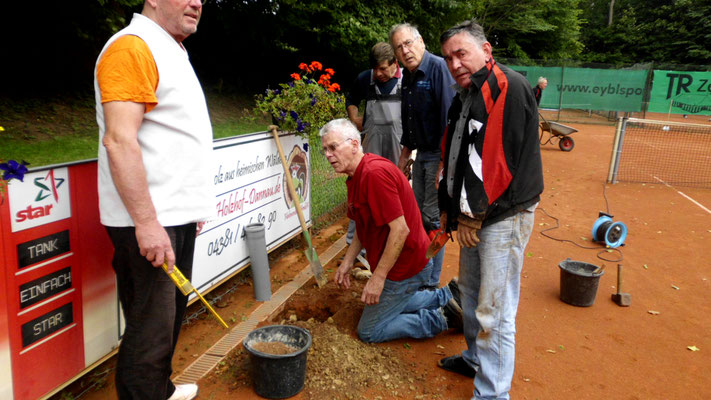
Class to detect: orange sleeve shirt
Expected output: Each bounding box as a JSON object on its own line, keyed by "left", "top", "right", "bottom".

{"left": 96, "top": 35, "right": 159, "bottom": 112}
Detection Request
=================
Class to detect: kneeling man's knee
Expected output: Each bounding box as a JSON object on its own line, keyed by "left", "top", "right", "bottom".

{"left": 358, "top": 327, "right": 376, "bottom": 343}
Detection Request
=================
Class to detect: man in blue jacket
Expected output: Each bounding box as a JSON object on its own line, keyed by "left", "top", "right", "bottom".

{"left": 390, "top": 23, "right": 456, "bottom": 289}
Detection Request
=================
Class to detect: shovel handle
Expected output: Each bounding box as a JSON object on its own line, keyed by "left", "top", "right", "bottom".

{"left": 616, "top": 264, "right": 623, "bottom": 293}
{"left": 269, "top": 126, "right": 312, "bottom": 247}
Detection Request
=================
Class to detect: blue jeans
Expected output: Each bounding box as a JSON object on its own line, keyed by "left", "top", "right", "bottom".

{"left": 412, "top": 153, "right": 444, "bottom": 287}
{"left": 357, "top": 262, "right": 450, "bottom": 343}
{"left": 458, "top": 204, "right": 536, "bottom": 400}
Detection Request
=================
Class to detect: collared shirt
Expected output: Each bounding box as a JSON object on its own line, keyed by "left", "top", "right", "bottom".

{"left": 346, "top": 154, "right": 429, "bottom": 281}
{"left": 400, "top": 51, "right": 456, "bottom": 156}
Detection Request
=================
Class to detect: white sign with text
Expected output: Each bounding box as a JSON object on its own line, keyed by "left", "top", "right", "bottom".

{"left": 192, "top": 131, "right": 311, "bottom": 292}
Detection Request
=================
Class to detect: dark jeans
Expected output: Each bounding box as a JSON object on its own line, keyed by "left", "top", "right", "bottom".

{"left": 106, "top": 223, "right": 197, "bottom": 400}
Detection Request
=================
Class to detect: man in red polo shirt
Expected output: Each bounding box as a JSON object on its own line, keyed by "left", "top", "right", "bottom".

{"left": 320, "top": 118, "right": 461, "bottom": 343}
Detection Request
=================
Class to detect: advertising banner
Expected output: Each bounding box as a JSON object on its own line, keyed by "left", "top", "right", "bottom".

{"left": 0, "top": 131, "right": 310, "bottom": 399}
{"left": 511, "top": 65, "right": 647, "bottom": 112}
{"left": 9, "top": 168, "right": 71, "bottom": 233}
{"left": 2, "top": 165, "right": 86, "bottom": 400}
{"left": 648, "top": 70, "right": 711, "bottom": 115}
{"left": 192, "top": 131, "right": 310, "bottom": 292}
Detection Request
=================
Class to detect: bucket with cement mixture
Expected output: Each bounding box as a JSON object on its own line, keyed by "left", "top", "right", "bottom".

{"left": 243, "top": 325, "right": 312, "bottom": 398}
{"left": 558, "top": 259, "right": 604, "bottom": 307}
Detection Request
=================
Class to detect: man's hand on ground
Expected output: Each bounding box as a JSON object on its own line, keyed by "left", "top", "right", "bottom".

{"left": 135, "top": 221, "right": 175, "bottom": 270}
{"left": 335, "top": 258, "right": 355, "bottom": 289}
{"left": 361, "top": 274, "right": 385, "bottom": 305}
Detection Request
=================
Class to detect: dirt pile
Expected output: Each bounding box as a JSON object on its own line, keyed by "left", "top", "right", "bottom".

{"left": 209, "top": 279, "right": 421, "bottom": 399}
{"left": 294, "top": 318, "right": 412, "bottom": 399}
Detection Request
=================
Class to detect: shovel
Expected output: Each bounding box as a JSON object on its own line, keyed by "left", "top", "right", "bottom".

{"left": 269, "top": 125, "right": 328, "bottom": 287}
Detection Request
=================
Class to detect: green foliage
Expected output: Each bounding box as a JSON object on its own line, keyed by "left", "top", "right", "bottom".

{"left": 578, "top": 0, "right": 711, "bottom": 65}
{"left": 265, "top": 0, "right": 583, "bottom": 73}
{"left": 452, "top": 0, "right": 583, "bottom": 61}
{"left": 253, "top": 61, "right": 346, "bottom": 140}
{"left": 271, "top": 0, "right": 406, "bottom": 67}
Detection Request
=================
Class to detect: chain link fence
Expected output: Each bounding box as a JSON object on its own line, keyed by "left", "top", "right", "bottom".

{"left": 309, "top": 138, "right": 348, "bottom": 228}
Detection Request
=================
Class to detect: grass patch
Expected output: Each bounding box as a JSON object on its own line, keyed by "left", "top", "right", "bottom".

{"left": 0, "top": 91, "right": 269, "bottom": 167}
{"left": 0, "top": 91, "right": 345, "bottom": 223}
{"left": 1, "top": 135, "right": 98, "bottom": 167}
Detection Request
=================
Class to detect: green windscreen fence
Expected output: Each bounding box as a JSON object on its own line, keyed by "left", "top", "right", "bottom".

{"left": 648, "top": 70, "right": 711, "bottom": 115}
{"left": 510, "top": 66, "right": 648, "bottom": 112}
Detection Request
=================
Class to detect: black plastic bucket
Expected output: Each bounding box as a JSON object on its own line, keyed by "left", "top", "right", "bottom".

{"left": 558, "top": 259, "right": 604, "bottom": 307}
{"left": 243, "top": 325, "right": 312, "bottom": 399}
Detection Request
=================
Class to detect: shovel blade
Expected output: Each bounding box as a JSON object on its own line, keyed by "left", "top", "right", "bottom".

{"left": 304, "top": 248, "right": 327, "bottom": 287}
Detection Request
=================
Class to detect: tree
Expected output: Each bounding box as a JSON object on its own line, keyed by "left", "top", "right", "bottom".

{"left": 1, "top": 0, "right": 587, "bottom": 96}
{"left": 578, "top": 0, "right": 711, "bottom": 66}
{"left": 455, "top": 0, "right": 583, "bottom": 61}
{"left": 2, "top": 0, "right": 143, "bottom": 95}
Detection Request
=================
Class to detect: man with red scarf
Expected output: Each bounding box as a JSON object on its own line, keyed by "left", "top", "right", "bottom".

{"left": 436, "top": 19, "right": 543, "bottom": 400}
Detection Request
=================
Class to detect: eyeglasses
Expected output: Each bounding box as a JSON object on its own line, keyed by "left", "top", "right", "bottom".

{"left": 394, "top": 39, "right": 416, "bottom": 53}
{"left": 321, "top": 138, "right": 353, "bottom": 154}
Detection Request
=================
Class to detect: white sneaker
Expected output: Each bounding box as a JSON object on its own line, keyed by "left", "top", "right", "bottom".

{"left": 167, "top": 384, "right": 198, "bottom": 400}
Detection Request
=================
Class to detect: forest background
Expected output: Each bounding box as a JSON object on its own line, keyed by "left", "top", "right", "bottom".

{"left": 1, "top": 0, "right": 710, "bottom": 167}
{"left": 3, "top": 0, "right": 710, "bottom": 98}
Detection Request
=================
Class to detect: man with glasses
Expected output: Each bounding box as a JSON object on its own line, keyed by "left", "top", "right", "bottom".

{"left": 436, "top": 19, "right": 543, "bottom": 400}
{"left": 320, "top": 119, "right": 462, "bottom": 343}
{"left": 390, "top": 23, "right": 456, "bottom": 290}
{"left": 94, "top": 0, "right": 210, "bottom": 399}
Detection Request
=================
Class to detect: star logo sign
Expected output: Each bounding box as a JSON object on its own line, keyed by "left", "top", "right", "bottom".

{"left": 34, "top": 170, "right": 65, "bottom": 202}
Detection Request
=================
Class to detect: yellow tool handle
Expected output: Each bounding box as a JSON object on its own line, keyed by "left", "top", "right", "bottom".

{"left": 193, "top": 290, "right": 229, "bottom": 329}
{"left": 162, "top": 264, "right": 194, "bottom": 295}
{"left": 162, "top": 264, "right": 229, "bottom": 328}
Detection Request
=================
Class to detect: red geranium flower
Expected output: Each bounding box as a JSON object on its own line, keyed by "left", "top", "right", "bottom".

{"left": 298, "top": 63, "right": 309, "bottom": 71}
{"left": 325, "top": 68, "right": 335, "bottom": 75}
{"left": 310, "top": 61, "right": 323, "bottom": 71}
{"left": 291, "top": 73, "right": 301, "bottom": 81}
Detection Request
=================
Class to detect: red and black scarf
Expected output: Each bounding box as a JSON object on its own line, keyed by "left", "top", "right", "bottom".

{"left": 480, "top": 60, "right": 513, "bottom": 204}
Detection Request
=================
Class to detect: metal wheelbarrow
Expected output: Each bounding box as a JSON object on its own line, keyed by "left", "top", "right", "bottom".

{"left": 539, "top": 113, "right": 577, "bottom": 152}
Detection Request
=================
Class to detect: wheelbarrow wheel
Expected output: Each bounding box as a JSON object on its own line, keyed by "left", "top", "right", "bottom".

{"left": 559, "top": 136, "right": 575, "bottom": 152}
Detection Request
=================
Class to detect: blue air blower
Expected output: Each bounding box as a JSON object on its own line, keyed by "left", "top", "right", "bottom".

{"left": 592, "top": 212, "right": 628, "bottom": 248}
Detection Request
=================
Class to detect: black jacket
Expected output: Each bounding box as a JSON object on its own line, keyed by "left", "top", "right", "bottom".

{"left": 438, "top": 61, "right": 544, "bottom": 229}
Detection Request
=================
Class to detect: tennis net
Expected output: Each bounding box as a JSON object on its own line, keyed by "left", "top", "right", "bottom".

{"left": 607, "top": 118, "right": 711, "bottom": 188}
